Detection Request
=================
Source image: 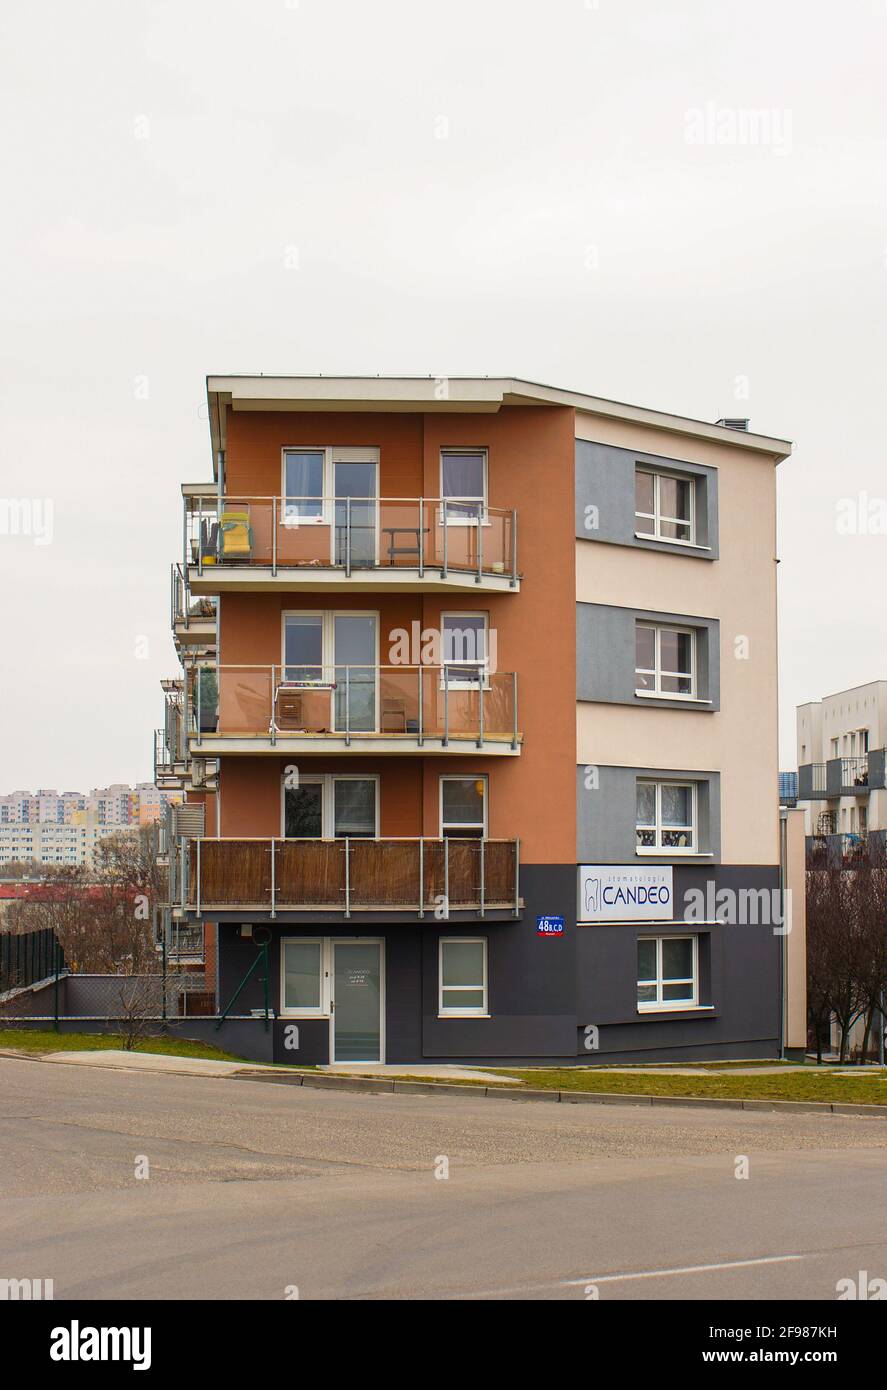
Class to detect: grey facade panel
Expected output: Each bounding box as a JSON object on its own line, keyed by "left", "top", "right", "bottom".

{"left": 575, "top": 438, "right": 719, "bottom": 559}
{"left": 576, "top": 765, "right": 721, "bottom": 863}
{"left": 210, "top": 860, "right": 778, "bottom": 1065}
{"left": 576, "top": 602, "right": 720, "bottom": 710}
{"left": 575, "top": 865, "right": 781, "bottom": 1061}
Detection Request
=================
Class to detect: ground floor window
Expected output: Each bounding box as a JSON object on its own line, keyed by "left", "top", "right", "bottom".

{"left": 282, "top": 938, "right": 326, "bottom": 1015}
{"left": 439, "top": 937, "right": 488, "bottom": 1015}
{"left": 637, "top": 934, "right": 697, "bottom": 1010}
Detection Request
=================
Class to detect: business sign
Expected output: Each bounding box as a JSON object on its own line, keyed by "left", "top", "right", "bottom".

{"left": 536, "top": 915, "right": 564, "bottom": 937}
{"left": 578, "top": 865, "right": 674, "bottom": 923}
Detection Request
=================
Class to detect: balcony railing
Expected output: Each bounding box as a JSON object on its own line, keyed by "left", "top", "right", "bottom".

{"left": 798, "top": 762, "right": 827, "bottom": 799}
{"left": 841, "top": 756, "right": 869, "bottom": 792}
{"left": 187, "top": 664, "right": 520, "bottom": 750}
{"left": 171, "top": 563, "right": 217, "bottom": 639}
{"left": 185, "top": 495, "right": 518, "bottom": 585}
{"left": 178, "top": 836, "right": 520, "bottom": 916}
{"left": 805, "top": 832, "right": 880, "bottom": 869}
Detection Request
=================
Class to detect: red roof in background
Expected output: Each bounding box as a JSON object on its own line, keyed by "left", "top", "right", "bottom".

{"left": 0, "top": 882, "right": 110, "bottom": 902}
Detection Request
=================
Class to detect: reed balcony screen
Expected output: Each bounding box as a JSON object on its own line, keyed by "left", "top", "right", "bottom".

{"left": 184, "top": 836, "right": 520, "bottom": 915}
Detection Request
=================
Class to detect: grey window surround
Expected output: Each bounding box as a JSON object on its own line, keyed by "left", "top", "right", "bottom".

{"left": 577, "top": 602, "right": 720, "bottom": 712}
{"left": 577, "top": 765, "right": 722, "bottom": 864}
{"left": 576, "top": 438, "right": 719, "bottom": 560}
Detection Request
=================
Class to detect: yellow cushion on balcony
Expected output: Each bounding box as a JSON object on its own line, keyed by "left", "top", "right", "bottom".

{"left": 218, "top": 511, "right": 252, "bottom": 559}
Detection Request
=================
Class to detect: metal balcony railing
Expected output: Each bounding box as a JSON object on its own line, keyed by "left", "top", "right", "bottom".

{"left": 840, "top": 756, "right": 870, "bottom": 792}
{"left": 171, "top": 562, "right": 217, "bottom": 632}
{"left": 185, "top": 495, "right": 518, "bottom": 584}
{"left": 186, "top": 664, "right": 520, "bottom": 749}
{"left": 179, "top": 836, "right": 520, "bottom": 917}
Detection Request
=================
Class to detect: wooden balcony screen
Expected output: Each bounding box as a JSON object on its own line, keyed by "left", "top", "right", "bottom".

{"left": 188, "top": 838, "right": 517, "bottom": 911}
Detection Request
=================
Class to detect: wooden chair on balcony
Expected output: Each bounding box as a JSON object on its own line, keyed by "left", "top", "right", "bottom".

{"left": 381, "top": 697, "right": 407, "bottom": 733}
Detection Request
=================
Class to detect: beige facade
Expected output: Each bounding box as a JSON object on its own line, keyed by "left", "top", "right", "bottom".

{"left": 575, "top": 411, "right": 782, "bottom": 867}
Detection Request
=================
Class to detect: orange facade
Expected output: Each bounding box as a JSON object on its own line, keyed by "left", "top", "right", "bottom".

{"left": 216, "top": 405, "right": 577, "bottom": 864}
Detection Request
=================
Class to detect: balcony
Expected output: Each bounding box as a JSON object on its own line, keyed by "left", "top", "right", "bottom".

{"left": 826, "top": 756, "right": 871, "bottom": 797}
{"left": 797, "top": 762, "right": 827, "bottom": 799}
{"left": 805, "top": 832, "right": 883, "bottom": 870}
{"left": 184, "top": 495, "right": 519, "bottom": 594}
{"left": 153, "top": 728, "right": 187, "bottom": 791}
{"left": 187, "top": 664, "right": 521, "bottom": 757}
{"left": 171, "top": 563, "right": 217, "bottom": 651}
{"left": 176, "top": 836, "right": 520, "bottom": 918}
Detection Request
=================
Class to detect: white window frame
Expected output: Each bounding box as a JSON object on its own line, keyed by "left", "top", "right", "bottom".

{"left": 438, "top": 936, "right": 489, "bottom": 1017}
{"left": 282, "top": 448, "right": 330, "bottom": 526}
{"left": 637, "top": 934, "right": 698, "bottom": 1012}
{"left": 281, "top": 609, "right": 380, "bottom": 694}
{"left": 439, "top": 774, "right": 488, "bottom": 837}
{"left": 440, "top": 611, "right": 490, "bottom": 690}
{"left": 636, "top": 779, "right": 697, "bottom": 855}
{"left": 280, "top": 447, "right": 380, "bottom": 533}
{"left": 281, "top": 773, "right": 380, "bottom": 839}
{"left": 280, "top": 937, "right": 329, "bottom": 1017}
{"left": 635, "top": 468, "right": 697, "bottom": 546}
{"left": 635, "top": 623, "right": 696, "bottom": 699}
{"left": 439, "top": 447, "right": 488, "bottom": 525}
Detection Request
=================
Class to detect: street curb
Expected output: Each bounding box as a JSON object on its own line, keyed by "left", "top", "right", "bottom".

{"left": 5, "top": 1050, "right": 887, "bottom": 1117}
{"left": 232, "top": 1068, "right": 887, "bottom": 1116}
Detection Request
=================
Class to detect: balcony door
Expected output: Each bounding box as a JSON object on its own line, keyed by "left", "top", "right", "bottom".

{"left": 334, "top": 459, "right": 378, "bottom": 568}
{"left": 331, "top": 940, "right": 384, "bottom": 1063}
{"left": 334, "top": 613, "right": 377, "bottom": 732}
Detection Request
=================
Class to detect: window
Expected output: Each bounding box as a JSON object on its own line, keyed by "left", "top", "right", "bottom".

{"left": 439, "top": 938, "right": 488, "bottom": 1015}
{"left": 284, "top": 775, "right": 378, "bottom": 838}
{"left": 635, "top": 468, "right": 695, "bottom": 544}
{"left": 636, "top": 781, "right": 696, "bottom": 852}
{"left": 635, "top": 624, "right": 695, "bottom": 698}
{"left": 441, "top": 612, "right": 488, "bottom": 687}
{"left": 282, "top": 939, "right": 325, "bottom": 1014}
{"left": 284, "top": 614, "right": 323, "bottom": 681}
{"left": 441, "top": 449, "right": 487, "bottom": 521}
{"left": 440, "top": 776, "right": 487, "bottom": 838}
{"left": 283, "top": 450, "right": 325, "bottom": 522}
{"left": 637, "top": 936, "right": 697, "bottom": 1011}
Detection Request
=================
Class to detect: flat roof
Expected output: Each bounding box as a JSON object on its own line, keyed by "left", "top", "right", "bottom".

{"left": 205, "top": 374, "right": 794, "bottom": 466}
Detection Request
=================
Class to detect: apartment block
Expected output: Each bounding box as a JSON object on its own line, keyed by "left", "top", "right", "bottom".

{"left": 796, "top": 681, "right": 887, "bottom": 867}
{"left": 159, "top": 375, "right": 800, "bottom": 1065}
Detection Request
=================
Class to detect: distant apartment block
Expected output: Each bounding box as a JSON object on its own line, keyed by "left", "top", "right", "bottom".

{"left": 0, "top": 783, "right": 181, "bottom": 866}
{"left": 796, "top": 681, "right": 887, "bottom": 866}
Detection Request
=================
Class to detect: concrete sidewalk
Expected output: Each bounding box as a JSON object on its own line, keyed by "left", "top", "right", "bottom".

{"left": 26, "top": 1049, "right": 518, "bottom": 1085}
{"left": 319, "top": 1062, "right": 520, "bottom": 1083}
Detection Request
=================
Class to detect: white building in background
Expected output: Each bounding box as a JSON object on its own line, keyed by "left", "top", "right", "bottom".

{"left": 796, "top": 681, "right": 887, "bottom": 861}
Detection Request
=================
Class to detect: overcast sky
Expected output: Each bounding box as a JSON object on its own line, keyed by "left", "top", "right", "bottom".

{"left": 1, "top": 0, "right": 885, "bottom": 790}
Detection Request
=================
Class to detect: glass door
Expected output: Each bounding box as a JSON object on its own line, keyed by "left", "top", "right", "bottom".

{"left": 331, "top": 941, "right": 383, "bottom": 1062}
{"left": 334, "top": 461, "right": 378, "bottom": 568}
{"left": 334, "top": 614, "right": 377, "bottom": 732}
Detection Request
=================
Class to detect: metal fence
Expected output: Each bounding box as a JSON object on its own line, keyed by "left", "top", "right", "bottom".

{"left": 0, "top": 928, "right": 61, "bottom": 995}
{"left": 0, "top": 927, "right": 213, "bottom": 1030}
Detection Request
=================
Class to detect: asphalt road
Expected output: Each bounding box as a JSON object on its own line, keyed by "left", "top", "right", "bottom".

{"left": 2, "top": 1054, "right": 887, "bottom": 1301}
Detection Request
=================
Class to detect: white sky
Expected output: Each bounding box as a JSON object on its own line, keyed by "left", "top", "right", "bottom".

{"left": 1, "top": 0, "right": 885, "bottom": 790}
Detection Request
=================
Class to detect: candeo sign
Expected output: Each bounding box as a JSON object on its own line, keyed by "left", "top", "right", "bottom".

{"left": 578, "top": 865, "right": 674, "bottom": 923}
